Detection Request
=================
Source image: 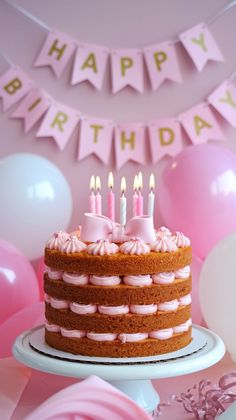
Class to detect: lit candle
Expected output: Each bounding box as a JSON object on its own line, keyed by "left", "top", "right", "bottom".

{"left": 89, "top": 175, "right": 96, "bottom": 213}
{"left": 133, "top": 175, "right": 138, "bottom": 217}
{"left": 120, "top": 177, "right": 126, "bottom": 226}
{"left": 95, "top": 176, "right": 102, "bottom": 215}
{"left": 137, "top": 171, "right": 143, "bottom": 216}
{"left": 148, "top": 173, "right": 155, "bottom": 217}
{"left": 108, "top": 172, "right": 115, "bottom": 221}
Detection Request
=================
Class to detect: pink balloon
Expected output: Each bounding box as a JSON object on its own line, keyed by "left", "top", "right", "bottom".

{"left": 36, "top": 257, "right": 46, "bottom": 301}
{"left": 0, "top": 240, "right": 40, "bottom": 325}
{"left": 191, "top": 255, "right": 204, "bottom": 325}
{"left": 158, "top": 144, "right": 236, "bottom": 259}
{"left": 0, "top": 301, "right": 44, "bottom": 358}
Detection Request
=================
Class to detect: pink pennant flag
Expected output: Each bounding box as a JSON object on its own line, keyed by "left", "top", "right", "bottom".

{"left": 115, "top": 123, "right": 146, "bottom": 169}
{"left": 36, "top": 102, "right": 80, "bottom": 150}
{"left": 143, "top": 41, "right": 182, "bottom": 91}
{"left": 78, "top": 116, "right": 114, "bottom": 164}
{"left": 111, "top": 49, "right": 144, "bottom": 93}
{"left": 179, "top": 23, "right": 224, "bottom": 72}
{"left": 180, "top": 102, "right": 225, "bottom": 144}
{"left": 148, "top": 118, "right": 182, "bottom": 163}
{"left": 208, "top": 80, "right": 236, "bottom": 127}
{"left": 71, "top": 43, "right": 109, "bottom": 90}
{"left": 34, "top": 30, "right": 76, "bottom": 78}
{"left": 0, "top": 66, "right": 33, "bottom": 111}
{"left": 11, "top": 88, "right": 51, "bottom": 133}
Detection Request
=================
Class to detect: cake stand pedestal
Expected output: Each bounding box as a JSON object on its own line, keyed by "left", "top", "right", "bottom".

{"left": 13, "top": 325, "right": 225, "bottom": 414}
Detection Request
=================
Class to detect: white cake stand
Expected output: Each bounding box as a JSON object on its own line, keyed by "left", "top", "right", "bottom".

{"left": 13, "top": 325, "right": 225, "bottom": 413}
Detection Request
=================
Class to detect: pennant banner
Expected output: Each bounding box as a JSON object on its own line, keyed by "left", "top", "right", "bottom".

{"left": 78, "top": 116, "right": 114, "bottom": 164}
{"left": 36, "top": 102, "right": 80, "bottom": 150}
{"left": 111, "top": 48, "right": 144, "bottom": 93}
{"left": 34, "top": 30, "right": 76, "bottom": 78}
{"left": 180, "top": 103, "right": 225, "bottom": 144}
{"left": 0, "top": 67, "right": 32, "bottom": 111}
{"left": 148, "top": 118, "right": 183, "bottom": 162}
{"left": 208, "top": 81, "right": 236, "bottom": 128}
{"left": 179, "top": 23, "right": 224, "bottom": 72}
{"left": 114, "top": 123, "right": 146, "bottom": 169}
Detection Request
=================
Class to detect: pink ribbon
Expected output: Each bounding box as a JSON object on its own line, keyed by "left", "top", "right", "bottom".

{"left": 80, "top": 213, "right": 156, "bottom": 244}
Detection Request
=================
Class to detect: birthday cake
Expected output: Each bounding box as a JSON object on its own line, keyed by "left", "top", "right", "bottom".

{"left": 44, "top": 213, "right": 192, "bottom": 358}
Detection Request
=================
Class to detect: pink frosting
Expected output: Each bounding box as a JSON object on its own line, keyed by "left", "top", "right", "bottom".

{"left": 130, "top": 304, "right": 157, "bottom": 315}
{"left": 61, "top": 328, "right": 86, "bottom": 338}
{"left": 123, "top": 274, "right": 152, "bottom": 287}
{"left": 87, "top": 332, "right": 118, "bottom": 341}
{"left": 90, "top": 275, "right": 121, "bottom": 286}
{"left": 157, "top": 299, "right": 179, "bottom": 312}
{"left": 149, "top": 328, "right": 173, "bottom": 340}
{"left": 98, "top": 305, "right": 129, "bottom": 315}
{"left": 46, "top": 230, "right": 69, "bottom": 250}
{"left": 178, "top": 294, "right": 192, "bottom": 306}
{"left": 62, "top": 272, "right": 89, "bottom": 285}
{"left": 70, "top": 303, "right": 97, "bottom": 314}
{"left": 47, "top": 267, "right": 63, "bottom": 280}
{"left": 175, "top": 265, "right": 191, "bottom": 279}
{"left": 173, "top": 320, "right": 191, "bottom": 334}
{"left": 50, "top": 297, "right": 69, "bottom": 309}
{"left": 59, "top": 235, "right": 87, "bottom": 254}
{"left": 118, "top": 333, "right": 148, "bottom": 343}
{"left": 45, "top": 322, "right": 60, "bottom": 333}
{"left": 151, "top": 237, "right": 177, "bottom": 253}
{"left": 152, "top": 272, "right": 175, "bottom": 284}
{"left": 119, "top": 238, "right": 150, "bottom": 255}
{"left": 155, "top": 226, "right": 172, "bottom": 239}
{"left": 87, "top": 239, "right": 119, "bottom": 256}
{"left": 172, "top": 231, "right": 191, "bottom": 248}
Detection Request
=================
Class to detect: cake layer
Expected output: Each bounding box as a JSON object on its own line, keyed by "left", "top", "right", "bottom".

{"left": 44, "top": 275, "right": 192, "bottom": 305}
{"left": 45, "top": 246, "right": 192, "bottom": 276}
{"left": 45, "top": 303, "right": 191, "bottom": 333}
{"left": 45, "top": 327, "right": 192, "bottom": 357}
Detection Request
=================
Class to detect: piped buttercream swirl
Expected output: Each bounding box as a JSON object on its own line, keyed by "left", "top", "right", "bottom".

{"left": 59, "top": 235, "right": 87, "bottom": 254}
{"left": 87, "top": 332, "right": 118, "bottom": 341}
{"left": 90, "top": 275, "right": 121, "bottom": 286}
{"left": 98, "top": 305, "right": 129, "bottom": 315}
{"left": 120, "top": 238, "right": 150, "bottom": 255}
{"left": 87, "top": 239, "right": 119, "bottom": 256}
{"left": 152, "top": 272, "right": 175, "bottom": 284}
{"left": 123, "top": 274, "right": 152, "bottom": 287}
{"left": 46, "top": 230, "right": 69, "bottom": 250}
{"left": 175, "top": 265, "right": 190, "bottom": 279}
{"left": 118, "top": 333, "right": 148, "bottom": 343}
{"left": 157, "top": 299, "right": 179, "bottom": 312}
{"left": 62, "top": 272, "right": 89, "bottom": 285}
{"left": 150, "top": 237, "right": 177, "bottom": 253}
{"left": 155, "top": 226, "right": 172, "bottom": 239}
{"left": 171, "top": 231, "right": 191, "bottom": 248}
{"left": 61, "top": 328, "right": 86, "bottom": 338}
{"left": 149, "top": 328, "right": 173, "bottom": 340}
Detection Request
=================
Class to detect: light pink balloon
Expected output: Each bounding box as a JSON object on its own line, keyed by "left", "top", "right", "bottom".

{"left": 0, "top": 240, "right": 40, "bottom": 325}
{"left": 36, "top": 257, "right": 46, "bottom": 301}
{"left": 191, "top": 255, "right": 204, "bottom": 325}
{"left": 158, "top": 144, "right": 236, "bottom": 259}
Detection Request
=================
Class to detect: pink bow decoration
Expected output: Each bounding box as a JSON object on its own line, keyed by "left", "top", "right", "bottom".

{"left": 80, "top": 213, "right": 156, "bottom": 244}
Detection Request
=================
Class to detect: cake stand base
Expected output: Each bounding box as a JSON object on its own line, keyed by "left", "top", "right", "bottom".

{"left": 13, "top": 325, "right": 225, "bottom": 413}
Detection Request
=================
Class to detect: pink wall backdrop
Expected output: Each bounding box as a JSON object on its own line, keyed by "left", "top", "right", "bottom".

{"left": 0, "top": 0, "right": 235, "bottom": 232}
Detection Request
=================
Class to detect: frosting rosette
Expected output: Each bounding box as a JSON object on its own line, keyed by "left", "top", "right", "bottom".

{"left": 87, "top": 239, "right": 119, "bottom": 256}
{"left": 59, "top": 235, "right": 87, "bottom": 254}
{"left": 155, "top": 226, "right": 172, "bottom": 239}
{"left": 119, "top": 237, "right": 150, "bottom": 255}
{"left": 151, "top": 236, "right": 177, "bottom": 253}
{"left": 171, "top": 231, "right": 191, "bottom": 247}
{"left": 46, "top": 230, "right": 69, "bottom": 250}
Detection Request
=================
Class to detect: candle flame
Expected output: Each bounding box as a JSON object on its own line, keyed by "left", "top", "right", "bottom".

{"left": 108, "top": 172, "right": 114, "bottom": 189}
{"left": 149, "top": 173, "right": 155, "bottom": 190}
{"left": 90, "top": 175, "right": 95, "bottom": 190}
{"left": 138, "top": 171, "right": 143, "bottom": 190}
{"left": 133, "top": 175, "right": 138, "bottom": 191}
{"left": 95, "top": 176, "right": 101, "bottom": 191}
{"left": 121, "top": 176, "right": 126, "bottom": 194}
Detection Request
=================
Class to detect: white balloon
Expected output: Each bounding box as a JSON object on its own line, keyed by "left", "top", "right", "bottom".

{"left": 0, "top": 154, "right": 72, "bottom": 260}
{"left": 199, "top": 232, "right": 236, "bottom": 362}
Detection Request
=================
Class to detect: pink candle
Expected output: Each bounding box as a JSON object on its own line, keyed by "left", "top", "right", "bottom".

{"left": 133, "top": 175, "right": 138, "bottom": 217}
{"left": 89, "top": 175, "right": 96, "bottom": 213}
{"left": 137, "top": 172, "right": 143, "bottom": 216}
{"left": 95, "top": 176, "right": 102, "bottom": 215}
{"left": 108, "top": 172, "right": 115, "bottom": 221}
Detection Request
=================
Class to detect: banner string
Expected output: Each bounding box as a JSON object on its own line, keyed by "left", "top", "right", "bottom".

{"left": 4, "top": 0, "right": 236, "bottom": 47}
{"left": 0, "top": 48, "right": 14, "bottom": 66}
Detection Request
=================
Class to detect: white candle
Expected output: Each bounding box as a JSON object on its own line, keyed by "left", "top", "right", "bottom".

{"left": 95, "top": 176, "right": 102, "bottom": 215}
{"left": 89, "top": 175, "right": 96, "bottom": 213}
{"left": 108, "top": 172, "right": 115, "bottom": 221}
{"left": 148, "top": 173, "right": 155, "bottom": 217}
{"left": 137, "top": 171, "right": 143, "bottom": 216}
{"left": 120, "top": 176, "right": 126, "bottom": 226}
{"left": 133, "top": 175, "right": 138, "bottom": 217}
